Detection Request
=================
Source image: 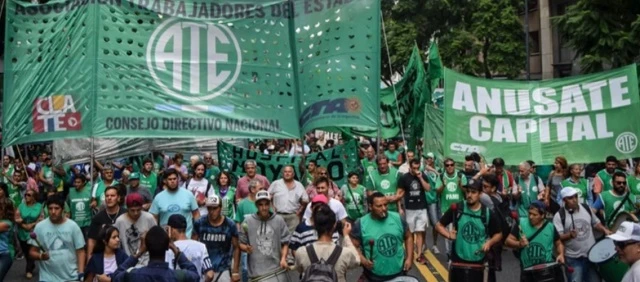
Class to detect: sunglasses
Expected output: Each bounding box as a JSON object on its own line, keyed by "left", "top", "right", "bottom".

{"left": 614, "top": 240, "right": 637, "bottom": 249}
{"left": 615, "top": 181, "right": 626, "bottom": 185}
{"left": 445, "top": 163, "right": 455, "bottom": 167}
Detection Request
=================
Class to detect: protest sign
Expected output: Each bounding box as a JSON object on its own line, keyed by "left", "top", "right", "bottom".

{"left": 444, "top": 65, "right": 640, "bottom": 164}
{"left": 217, "top": 140, "right": 359, "bottom": 187}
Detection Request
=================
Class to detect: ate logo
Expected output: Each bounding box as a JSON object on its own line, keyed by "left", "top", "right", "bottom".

{"left": 376, "top": 234, "right": 399, "bottom": 257}
{"left": 32, "top": 95, "right": 82, "bottom": 133}
{"left": 461, "top": 222, "right": 483, "bottom": 244}
{"left": 147, "top": 19, "right": 241, "bottom": 101}
{"left": 525, "top": 242, "right": 547, "bottom": 264}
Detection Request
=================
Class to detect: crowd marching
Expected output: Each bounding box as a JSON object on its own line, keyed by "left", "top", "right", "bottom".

{"left": 0, "top": 137, "right": 638, "bottom": 282}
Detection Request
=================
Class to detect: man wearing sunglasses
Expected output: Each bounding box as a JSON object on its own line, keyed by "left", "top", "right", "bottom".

{"left": 593, "top": 171, "right": 638, "bottom": 229}
{"left": 608, "top": 221, "right": 640, "bottom": 282}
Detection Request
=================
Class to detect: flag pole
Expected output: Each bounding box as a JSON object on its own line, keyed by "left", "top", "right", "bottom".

{"left": 380, "top": 11, "right": 407, "bottom": 150}
{"left": 90, "top": 137, "right": 95, "bottom": 189}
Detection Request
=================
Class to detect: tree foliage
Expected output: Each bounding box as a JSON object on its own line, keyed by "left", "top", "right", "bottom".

{"left": 380, "top": 0, "right": 526, "bottom": 81}
{"left": 553, "top": 0, "right": 640, "bottom": 73}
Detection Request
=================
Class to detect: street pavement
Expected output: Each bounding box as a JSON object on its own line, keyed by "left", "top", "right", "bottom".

{"left": 5, "top": 226, "right": 523, "bottom": 282}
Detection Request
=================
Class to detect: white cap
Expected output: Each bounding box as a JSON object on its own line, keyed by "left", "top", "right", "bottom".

{"left": 560, "top": 187, "right": 578, "bottom": 199}
{"left": 255, "top": 191, "right": 270, "bottom": 203}
{"left": 205, "top": 195, "right": 221, "bottom": 207}
{"left": 608, "top": 222, "right": 640, "bottom": 242}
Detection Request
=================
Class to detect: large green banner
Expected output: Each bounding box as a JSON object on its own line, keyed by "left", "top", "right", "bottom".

{"left": 217, "top": 139, "right": 359, "bottom": 187}
{"left": 3, "top": 0, "right": 380, "bottom": 146}
{"left": 444, "top": 65, "right": 640, "bottom": 164}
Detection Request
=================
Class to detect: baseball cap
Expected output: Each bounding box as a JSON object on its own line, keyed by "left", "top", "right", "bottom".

{"left": 129, "top": 172, "right": 140, "bottom": 180}
{"left": 205, "top": 194, "right": 221, "bottom": 207}
{"left": 464, "top": 178, "right": 482, "bottom": 191}
{"left": 424, "top": 152, "right": 435, "bottom": 159}
{"left": 311, "top": 194, "right": 328, "bottom": 205}
{"left": 608, "top": 222, "right": 640, "bottom": 242}
{"left": 167, "top": 214, "right": 187, "bottom": 229}
{"left": 255, "top": 191, "right": 270, "bottom": 203}
{"left": 560, "top": 187, "right": 578, "bottom": 199}
{"left": 125, "top": 193, "right": 144, "bottom": 207}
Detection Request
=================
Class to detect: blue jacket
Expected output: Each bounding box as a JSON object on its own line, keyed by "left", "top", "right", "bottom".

{"left": 85, "top": 249, "right": 129, "bottom": 278}
{"left": 112, "top": 253, "right": 199, "bottom": 282}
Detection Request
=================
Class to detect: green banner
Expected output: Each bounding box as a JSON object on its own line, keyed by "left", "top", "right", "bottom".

{"left": 3, "top": 0, "right": 380, "bottom": 146}
{"left": 423, "top": 104, "right": 444, "bottom": 162}
{"left": 217, "top": 139, "right": 359, "bottom": 187}
{"left": 444, "top": 65, "right": 640, "bottom": 164}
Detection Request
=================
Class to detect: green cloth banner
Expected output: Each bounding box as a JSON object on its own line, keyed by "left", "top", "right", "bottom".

{"left": 444, "top": 64, "right": 640, "bottom": 164}
{"left": 423, "top": 104, "right": 444, "bottom": 162}
{"left": 3, "top": 0, "right": 380, "bottom": 146}
{"left": 217, "top": 139, "right": 359, "bottom": 187}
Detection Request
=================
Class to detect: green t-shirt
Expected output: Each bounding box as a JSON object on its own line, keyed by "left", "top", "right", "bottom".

{"left": 7, "top": 182, "right": 23, "bottom": 208}
{"left": 561, "top": 177, "right": 589, "bottom": 204}
{"left": 454, "top": 202, "right": 488, "bottom": 262}
{"left": 1, "top": 165, "right": 14, "bottom": 184}
{"left": 518, "top": 218, "right": 556, "bottom": 269}
{"left": 365, "top": 168, "right": 401, "bottom": 212}
{"left": 67, "top": 186, "right": 92, "bottom": 227}
{"left": 92, "top": 180, "right": 119, "bottom": 206}
{"left": 214, "top": 186, "right": 236, "bottom": 218}
{"left": 627, "top": 175, "right": 640, "bottom": 198}
{"left": 17, "top": 202, "right": 43, "bottom": 241}
{"left": 424, "top": 171, "right": 440, "bottom": 204}
{"left": 234, "top": 198, "right": 257, "bottom": 223}
{"left": 361, "top": 158, "right": 377, "bottom": 180}
{"left": 597, "top": 169, "right": 623, "bottom": 192}
{"left": 440, "top": 172, "right": 466, "bottom": 214}
{"left": 206, "top": 166, "right": 221, "bottom": 184}
{"left": 43, "top": 165, "right": 65, "bottom": 192}
{"left": 384, "top": 150, "right": 401, "bottom": 166}
{"left": 139, "top": 172, "right": 158, "bottom": 196}
{"left": 357, "top": 212, "right": 405, "bottom": 276}
{"left": 341, "top": 184, "right": 366, "bottom": 220}
{"left": 600, "top": 191, "right": 637, "bottom": 228}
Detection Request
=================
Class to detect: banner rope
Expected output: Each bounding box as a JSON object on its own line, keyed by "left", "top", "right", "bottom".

{"left": 380, "top": 11, "right": 408, "bottom": 150}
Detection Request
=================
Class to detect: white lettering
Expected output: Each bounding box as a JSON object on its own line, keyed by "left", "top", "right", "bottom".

{"left": 560, "top": 85, "right": 588, "bottom": 113}
{"left": 609, "top": 76, "right": 631, "bottom": 108}
{"left": 516, "top": 119, "right": 537, "bottom": 143}
{"left": 470, "top": 115, "right": 491, "bottom": 141}
{"left": 596, "top": 113, "right": 613, "bottom": 138}
{"left": 550, "top": 117, "right": 572, "bottom": 141}
{"left": 572, "top": 115, "right": 596, "bottom": 141}
{"left": 452, "top": 82, "right": 476, "bottom": 112}
{"left": 532, "top": 88, "right": 558, "bottom": 115}
{"left": 582, "top": 80, "right": 607, "bottom": 111}
{"left": 477, "top": 87, "right": 502, "bottom": 114}
{"left": 494, "top": 118, "right": 515, "bottom": 142}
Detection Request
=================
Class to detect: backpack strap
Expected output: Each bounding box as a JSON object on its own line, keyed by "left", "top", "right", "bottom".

{"left": 559, "top": 208, "right": 566, "bottom": 227}
{"left": 205, "top": 182, "right": 213, "bottom": 197}
{"left": 185, "top": 178, "right": 191, "bottom": 189}
{"left": 607, "top": 192, "right": 631, "bottom": 227}
{"left": 306, "top": 244, "right": 320, "bottom": 264}
{"left": 526, "top": 220, "right": 550, "bottom": 242}
{"left": 325, "top": 245, "right": 343, "bottom": 266}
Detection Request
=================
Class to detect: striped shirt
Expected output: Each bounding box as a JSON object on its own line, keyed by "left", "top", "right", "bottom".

{"left": 289, "top": 219, "right": 340, "bottom": 251}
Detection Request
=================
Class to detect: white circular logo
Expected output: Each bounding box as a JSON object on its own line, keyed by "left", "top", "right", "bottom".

{"left": 147, "top": 19, "right": 242, "bottom": 101}
{"left": 446, "top": 182, "right": 457, "bottom": 192}
{"left": 75, "top": 201, "right": 85, "bottom": 211}
{"left": 615, "top": 132, "right": 638, "bottom": 154}
{"left": 380, "top": 180, "right": 390, "bottom": 190}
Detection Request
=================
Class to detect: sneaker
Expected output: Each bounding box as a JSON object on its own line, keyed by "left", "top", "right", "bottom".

{"left": 416, "top": 254, "right": 427, "bottom": 264}
{"left": 15, "top": 254, "right": 24, "bottom": 260}
{"left": 25, "top": 272, "right": 32, "bottom": 279}
{"left": 431, "top": 246, "right": 440, "bottom": 254}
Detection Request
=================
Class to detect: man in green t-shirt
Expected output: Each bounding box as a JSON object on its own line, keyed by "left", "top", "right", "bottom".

{"left": 594, "top": 155, "right": 623, "bottom": 195}
{"left": 234, "top": 179, "right": 262, "bottom": 225}
{"left": 203, "top": 153, "right": 221, "bottom": 184}
{"left": 91, "top": 166, "right": 118, "bottom": 209}
{"left": 360, "top": 147, "right": 377, "bottom": 182}
{"left": 139, "top": 159, "right": 158, "bottom": 196}
{"left": 423, "top": 153, "right": 442, "bottom": 254}
{"left": 1, "top": 155, "right": 15, "bottom": 184}
{"left": 67, "top": 175, "right": 92, "bottom": 240}
{"left": 350, "top": 192, "right": 413, "bottom": 281}
{"left": 365, "top": 155, "right": 402, "bottom": 213}
{"left": 594, "top": 171, "right": 639, "bottom": 228}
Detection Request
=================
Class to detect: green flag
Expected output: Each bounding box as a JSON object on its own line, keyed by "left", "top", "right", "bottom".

{"left": 444, "top": 65, "right": 640, "bottom": 164}
{"left": 3, "top": 0, "right": 380, "bottom": 146}
{"left": 423, "top": 104, "right": 445, "bottom": 162}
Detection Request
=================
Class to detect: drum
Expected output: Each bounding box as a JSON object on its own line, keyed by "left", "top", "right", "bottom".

{"left": 384, "top": 276, "right": 421, "bottom": 282}
{"left": 611, "top": 211, "right": 639, "bottom": 232}
{"left": 449, "top": 262, "right": 484, "bottom": 282}
{"left": 520, "top": 262, "right": 565, "bottom": 282}
{"left": 588, "top": 238, "right": 629, "bottom": 282}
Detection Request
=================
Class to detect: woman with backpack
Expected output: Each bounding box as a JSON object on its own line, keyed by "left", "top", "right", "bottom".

{"left": 505, "top": 201, "right": 565, "bottom": 282}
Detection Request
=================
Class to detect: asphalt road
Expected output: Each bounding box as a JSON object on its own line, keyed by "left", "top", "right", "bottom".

{"left": 5, "top": 226, "right": 525, "bottom": 282}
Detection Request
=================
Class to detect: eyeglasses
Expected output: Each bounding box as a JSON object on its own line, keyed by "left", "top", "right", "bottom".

{"left": 614, "top": 240, "right": 638, "bottom": 249}
{"left": 615, "top": 181, "right": 626, "bottom": 185}
{"left": 445, "top": 163, "right": 455, "bottom": 167}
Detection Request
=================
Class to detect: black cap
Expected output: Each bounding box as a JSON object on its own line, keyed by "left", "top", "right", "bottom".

{"left": 167, "top": 214, "right": 187, "bottom": 229}
{"left": 465, "top": 178, "right": 482, "bottom": 191}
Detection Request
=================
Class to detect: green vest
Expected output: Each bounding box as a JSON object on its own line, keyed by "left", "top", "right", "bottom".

{"left": 7, "top": 182, "right": 22, "bottom": 208}
{"left": 361, "top": 158, "right": 377, "bottom": 179}
{"left": 561, "top": 177, "right": 589, "bottom": 204}
{"left": 627, "top": 175, "right": 640, "bottom": 198}
{"left": 93, "top": 180, "right": 119, "bottom": 206}
{"left": 1, "top": 165, "right": 14, "bottom": 183}
{"left": 384, "top": 151, "right": 401, "bottom": 167}
{"left": 139, "top": 171, "right": 158, "bottom": 196}
{"left": 206, "top": 166, "right": 221, "bottom": 183}
{"left": 518, "top": 176, "right": 540, "bottom": 218}
{"left": 341, "top": 184, "right": 366, "bottom": 220}
{"left": 424, "top": 171, "right": 439, "bottom": 204}
{"left": 359, "top": 212, "right": 405, "bottom": 276}
{"left": 366, "top": 168, "right": 400, "bottom": 212}
{"left": 518, "top": 218, "right": 555, "bottom": 268}
{"left": 597, "top": 169, "right": 620, "bottom": 192}
{"left": 454, "top": 202, "right": 489, "bottom": 262}
{"left": 17, "top": 202, "right": 42, "bottom": 241}
{"left": 440, "top": 172, "right": 465, "bottom": 214}
{"left": 601, "top": 191, "right": 637, "bottom": 227}
{"left": 67, "top": 186, "right": 92, "bottom": 227}
{"left": 214, "top": 186, "right": 236, "bottom": 218}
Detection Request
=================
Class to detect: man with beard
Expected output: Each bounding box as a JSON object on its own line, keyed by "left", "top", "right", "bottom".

{"left": 594, "top": 156, "right": 624, "bottom": 194}
{"left": 139, "top": 159, "right": 158, "bottom": 196}
{"left": 365, "top": 155, "right": 402, "bottom": 213}
{"left": 114, "top": 193, "right": 157, "bottom": 266}
{"left": 185, "top": 162, "right": 212, "bottom": 217}
{"left": 151, "top": 169, "right": 200, "bottom": 237}
{"left": 350, "top": 192, "right": 413, "bottom": 281}
{"left": 193, "top": 195, "right": 241, "bottom": 282}
{"left": 593, "top": 171, "right": 638, "bottom": 228}
{"left": 127, "top": 173, "right": 152, "bottom": 208}
{"left": 239, "top": 191, "right": 290, "bottom": 282}
{"left": 236, "top": 160, "right": 270, "bottom": 202}
{"left": 1, "top": 155, "right": 14, "bottom": 184}
{"left": 91, "top": 166, "right": 118, "bottom": 209}
{"left": 554, "top": 187, "right": 611, "bottom": 282}
{"left": 87, "top": 186, "right": 126, "bottom": 263}
{"left": 435, "top": 180, "right": 502, "bottom": 282}
{"left": 29, "top": 195, "right": 86, "bottom": 282}
{"left": 67, "top": 175, "right": 92, "bottom": 241}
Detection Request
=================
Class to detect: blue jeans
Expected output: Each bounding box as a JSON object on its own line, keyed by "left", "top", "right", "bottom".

{"left": 241, "top": 252, "right": 248, "bottom": 282}
{"left": 566, "top": 256, "right": 600, "bottom": 282}
{"left": 0, "top": 252, "right": 13, "bottom": 281}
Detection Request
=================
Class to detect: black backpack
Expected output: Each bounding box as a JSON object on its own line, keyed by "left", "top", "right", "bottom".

{"left": 559, "top": 203, "right": 593, "bottom": 226}
{"left": 489, "top": 196, "right": 512, "bottom": 243}
{"left": 300, "top": 245, "right": 342, "bottom": 282}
